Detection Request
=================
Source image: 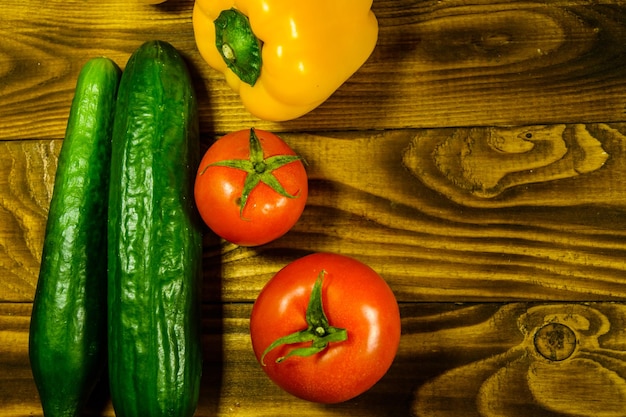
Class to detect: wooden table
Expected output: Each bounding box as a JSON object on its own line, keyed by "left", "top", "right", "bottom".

{"left": 3, "top": 0, "right": 626, "bottom": 415}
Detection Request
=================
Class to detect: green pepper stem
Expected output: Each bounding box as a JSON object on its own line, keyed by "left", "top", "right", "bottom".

{"left": 260, "top": 271, "right": 348, "bottom": 366}
{"left": 214, "top": 8, "right": 262, "bottom": 86}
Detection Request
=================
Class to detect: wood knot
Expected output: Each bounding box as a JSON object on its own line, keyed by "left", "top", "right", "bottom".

{"left": 533, "top": 322, "right": 577, "bottom": 361}
{"left": 401, "top": 123, "right": 623, "bottom": 207}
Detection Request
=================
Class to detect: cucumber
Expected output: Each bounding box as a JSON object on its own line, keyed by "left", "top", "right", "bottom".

{"left": 107, "top": 40, "right": 203, "bottom": 417}
{"left": 29, "top": 57, "right": 121, "bottom": 417}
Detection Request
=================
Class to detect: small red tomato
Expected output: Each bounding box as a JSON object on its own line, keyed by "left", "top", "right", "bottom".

{"left": 194, "top": 128, "right": 308, "bottom": 246}
{"left": 250, "top": 253, "right": 401, "bottom": 403}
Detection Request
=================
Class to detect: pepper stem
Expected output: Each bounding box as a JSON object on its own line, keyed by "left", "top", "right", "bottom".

{"left": 260, "top": 271, "right": 348, "bottom": 365}
{"left": 214, "top": 8, "right": 262, "bottom": 86}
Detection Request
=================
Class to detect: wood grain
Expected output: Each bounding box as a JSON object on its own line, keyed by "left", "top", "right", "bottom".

{"left": 3, "top": 0, "right": 626, "bottom": 415}
{"left": 3, "top": 127, "right": 626, "bottom": 303}
{"left": 3, "top": 0, "right": 626, "bottom": 138}
{"left": 3, "top": 302, "right": 626, "bottom": 416}
{"left": 0, "top": 140, "right": 59, "bottom": 302}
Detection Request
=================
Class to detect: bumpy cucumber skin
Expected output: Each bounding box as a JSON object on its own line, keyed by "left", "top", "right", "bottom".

{"left": 29, "top": 57, "right": 121, "bottom": 417}
{"left": 107, "top": 41, "right": 203, "bottom": 417}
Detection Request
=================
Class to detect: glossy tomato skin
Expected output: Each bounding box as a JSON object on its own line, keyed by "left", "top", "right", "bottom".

{"left": 194, "top": 129, "right": 307, "bottom": 246}
{"left": 250, "top": 253, "right": 401, "bottom": 403}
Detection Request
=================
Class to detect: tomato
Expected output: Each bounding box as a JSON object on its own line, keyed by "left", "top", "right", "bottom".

{"left": 249, "top": 253, "right": 401, "bottom": 403}
{"left": 194, "top": 128, "right": 308, "bottom": 246}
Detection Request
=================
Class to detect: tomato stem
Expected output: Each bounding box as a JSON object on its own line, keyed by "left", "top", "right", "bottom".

{"left": 260, "top": 270, "right": 348, "bottom": 365}
{"left": 199, "top": 128, "right": 302, "bottom": 219}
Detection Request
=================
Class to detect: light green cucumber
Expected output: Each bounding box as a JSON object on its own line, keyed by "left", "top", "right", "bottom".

{"left": 29, "top": 57, "right": 121, "bottom": 417}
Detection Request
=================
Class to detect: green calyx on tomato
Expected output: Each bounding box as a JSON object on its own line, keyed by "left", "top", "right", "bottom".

{"left": 199, "top": 128, "right": 301, "bottom": 218}
{"left": 260, "top": 271, "right": 348, "bottom": 365}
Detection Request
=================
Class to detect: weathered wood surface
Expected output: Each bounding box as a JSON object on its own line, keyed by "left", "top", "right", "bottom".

{"left": 3, "top": 0, "right": 626, "bottom": 138}
{"left": 4, "top": 302, "right": 626, "bottom": 417}
{"left": 3, "top": 0, "right": 626, "bottom": 416}
{"left": 4, "top": 126, "right": 626, "bottom": 304}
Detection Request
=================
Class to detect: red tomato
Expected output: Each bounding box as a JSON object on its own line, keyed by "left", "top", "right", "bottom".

{"left": 250, "top": 253, "right": 401, "bottom": 403}
{"left": 194, "top": 128, "right": 308, "bottom": 246}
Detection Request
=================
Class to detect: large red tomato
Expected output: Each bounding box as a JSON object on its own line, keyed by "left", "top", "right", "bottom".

{"left": 194, "top": 128, "right": 307, "bottom": 246}
{"left": 250, "top": 253, "right": 401, "bottom": 403}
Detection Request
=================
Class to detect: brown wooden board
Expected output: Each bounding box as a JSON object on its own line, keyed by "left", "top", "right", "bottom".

{"left": 3, "top": 302, "right": 626, "bottom": 416}
{"left": 2, "top": 1, "right": 626, "bottom": 138}
{"left": 3, "top": 130, "right": 626, "bottom": 304}
{"left": 3, "top": 0, "right": 626, "bottom": 415}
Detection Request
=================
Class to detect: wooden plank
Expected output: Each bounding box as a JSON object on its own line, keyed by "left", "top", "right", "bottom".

{"left": 3, "top": 125, "right": 626, "bottom": 303}
{"left": 3, "top": 301, "right": 626, "bottom": 416}
{"left": 0, "top": 140, "right": 58, "bottom": 302}
{"left": 3, "top": 0, "right": 626, "bottom": 138}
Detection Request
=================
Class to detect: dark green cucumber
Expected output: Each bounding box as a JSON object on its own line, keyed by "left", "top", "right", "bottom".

{"left": 107, "top": 40, "right": 202, "bottom": 417}
{"left": 29, "top": 57, "right": 121, "bottom": 417}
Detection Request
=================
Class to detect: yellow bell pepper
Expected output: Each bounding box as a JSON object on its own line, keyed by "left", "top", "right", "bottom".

{"left": 192, "top": 0, "right": 378, "bottom": 121}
